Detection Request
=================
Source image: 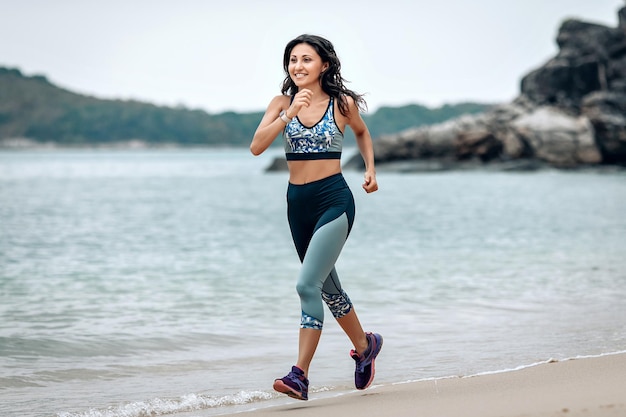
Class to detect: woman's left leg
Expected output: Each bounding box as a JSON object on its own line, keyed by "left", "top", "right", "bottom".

{"left": 322, "top": 269, "right": 383, "bottom": 391}
{"left": 320, "top": 269, "right": 369, "bottom": 355}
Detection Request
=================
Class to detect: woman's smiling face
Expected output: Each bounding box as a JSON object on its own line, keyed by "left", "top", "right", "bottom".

{"left": 288, "top": 43, "right": 329, "bottom": 87}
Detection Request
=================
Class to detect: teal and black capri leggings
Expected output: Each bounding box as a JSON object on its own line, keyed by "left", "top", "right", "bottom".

{"left": 287, "top": 173, "right": 356, "bottom": 330}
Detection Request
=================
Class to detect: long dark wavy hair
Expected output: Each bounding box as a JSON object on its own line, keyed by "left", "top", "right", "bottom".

{"left": 281, "top": 34, "right": 367, "bottom": 116}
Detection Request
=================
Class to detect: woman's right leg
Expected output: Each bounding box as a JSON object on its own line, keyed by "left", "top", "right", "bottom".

{"left": 296, "top": 328, "right": 322, "bottom": 376}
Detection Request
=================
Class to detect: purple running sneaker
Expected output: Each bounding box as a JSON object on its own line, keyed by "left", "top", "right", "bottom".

{"left": 350, "top": 332, "right": 383, "bottom": 390}
{"left": 273, "top": 366, "right": 309, "bottom": 400}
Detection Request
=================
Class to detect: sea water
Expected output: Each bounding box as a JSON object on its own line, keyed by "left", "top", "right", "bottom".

{"left": 1, "top": 148, "right": 625, "bottom": 417}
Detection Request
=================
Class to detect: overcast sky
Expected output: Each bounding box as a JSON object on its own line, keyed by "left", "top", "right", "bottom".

{"left": 1, "top": 0, "right": 623, "bottom": 114}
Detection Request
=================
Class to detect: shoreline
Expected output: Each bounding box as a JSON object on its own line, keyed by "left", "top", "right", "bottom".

{"left": 1, "top": 145, "right": 625, "bottom": 172}
{"left": 216, "top": 352, "right": 626, "bottom": 417}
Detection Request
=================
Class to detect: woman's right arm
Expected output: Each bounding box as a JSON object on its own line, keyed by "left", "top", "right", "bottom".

{"left": 250, "top": 95, "right": 289, "bottom": 156}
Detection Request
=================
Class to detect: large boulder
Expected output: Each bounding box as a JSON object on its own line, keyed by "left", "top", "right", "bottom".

{"left": 510, "top": 106, "right": 600, "bottom": 166}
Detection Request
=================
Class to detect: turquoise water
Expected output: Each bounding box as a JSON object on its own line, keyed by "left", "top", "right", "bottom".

{"left": 1, "top": 149, "right": 625, "bottom": 417}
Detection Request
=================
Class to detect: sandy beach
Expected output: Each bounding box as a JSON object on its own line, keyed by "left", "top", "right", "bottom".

{"left": 228, "top": 353, "right": 626, "bottom": 417}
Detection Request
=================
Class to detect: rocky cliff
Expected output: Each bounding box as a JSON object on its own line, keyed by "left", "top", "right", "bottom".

{"left": 353, "top": 6, "right": 626, "bottom": 171}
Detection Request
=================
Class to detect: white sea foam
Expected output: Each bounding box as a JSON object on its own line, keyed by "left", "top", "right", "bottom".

{"left": 56, "top": 390, "right": 275, "bottom": 417}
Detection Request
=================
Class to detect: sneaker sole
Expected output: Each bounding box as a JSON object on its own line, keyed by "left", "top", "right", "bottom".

{"left": 273, "top": 379, "right": 308, "bottom": 401}
{"left": 357, "top": 333, "right": 383, "bottom": 390}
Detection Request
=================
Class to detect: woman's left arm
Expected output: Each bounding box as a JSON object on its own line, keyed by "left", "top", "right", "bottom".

{"left": 345, "top": 98, "right": 378, "bottom": 194}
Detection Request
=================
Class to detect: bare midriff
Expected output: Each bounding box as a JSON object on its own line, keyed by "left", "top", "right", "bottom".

{"left": 287, "top": 159, "right": 342, "bottom": 184}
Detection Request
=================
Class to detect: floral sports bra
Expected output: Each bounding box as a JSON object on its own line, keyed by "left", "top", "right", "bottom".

{"left": 284, "top": 97, "right": 344, "bottom": 160}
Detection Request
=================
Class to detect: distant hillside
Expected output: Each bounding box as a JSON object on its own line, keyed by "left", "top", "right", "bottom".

{"left": 0, "top": 67, "right": 493, "bottom": 147}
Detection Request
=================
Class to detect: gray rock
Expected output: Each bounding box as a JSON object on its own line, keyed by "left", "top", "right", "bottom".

{"left": 510, "top": 106, "right": 601, "bottom": 166}
{"left": 265, "top": 156, "right": 288, "bottom": 171}
{"left": 521, "top": 18, "right": 626, "bottom": 108}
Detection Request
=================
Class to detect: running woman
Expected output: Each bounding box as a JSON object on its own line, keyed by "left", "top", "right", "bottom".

{"left": 250, "top": 34, "right": 382, "bottom": 401}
